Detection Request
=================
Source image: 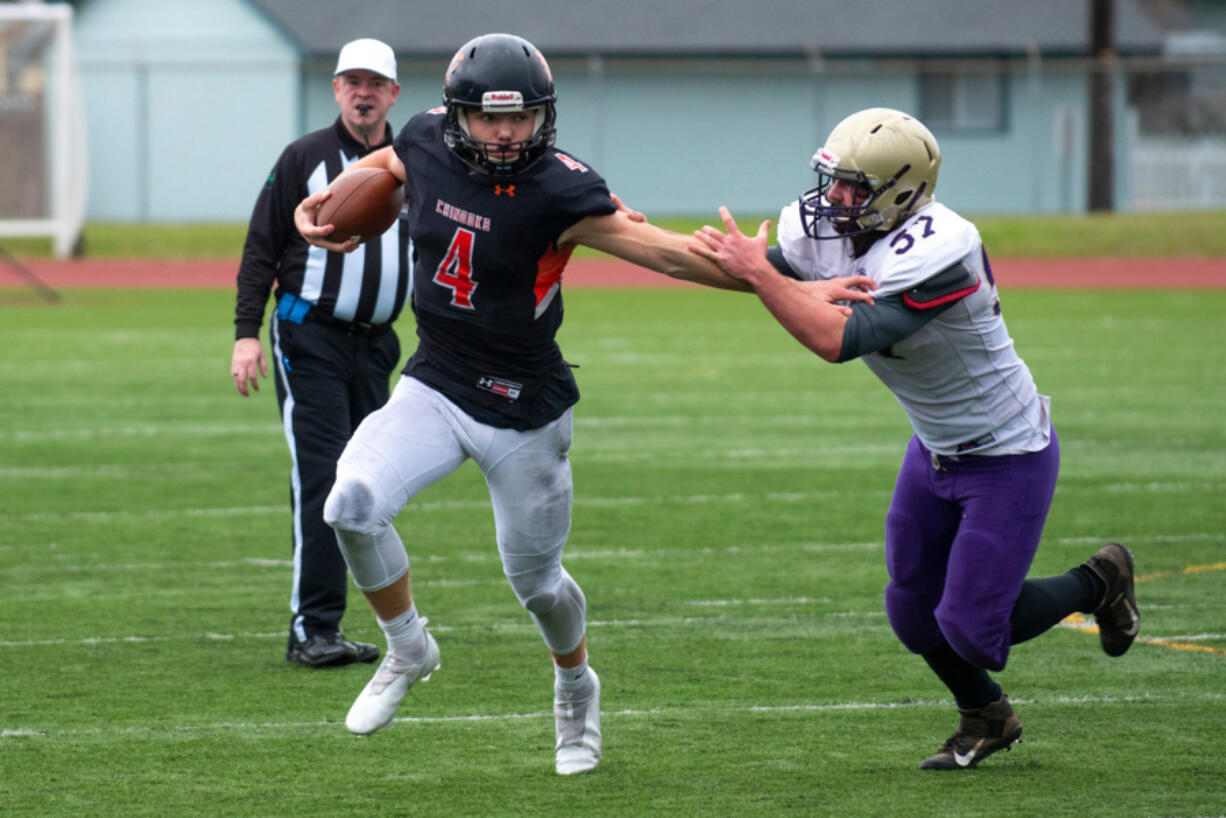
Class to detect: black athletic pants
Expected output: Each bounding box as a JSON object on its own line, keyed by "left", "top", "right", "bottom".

{"left": 269, "top": 306, "right": 400, "bottom": 644}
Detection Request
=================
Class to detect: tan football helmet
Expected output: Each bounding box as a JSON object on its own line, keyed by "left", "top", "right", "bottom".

{"left": 800, "top": 108, "right": 941, "bottom": 238}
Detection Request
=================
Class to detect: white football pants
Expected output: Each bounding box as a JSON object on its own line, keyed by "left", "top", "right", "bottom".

{"left": 323, "top": 376, "right": 586, "bottom": 655}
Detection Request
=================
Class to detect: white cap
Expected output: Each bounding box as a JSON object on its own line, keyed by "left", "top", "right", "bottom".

{"left": 334, "top": 38, "right": 397, "bottom": 83}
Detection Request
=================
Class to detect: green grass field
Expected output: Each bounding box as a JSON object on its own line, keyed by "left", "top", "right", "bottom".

{"left": 5, "top": 210, "right": 1226, "bottom": 260}
{"left": 2, "top": 285, "right": 1225, "bottom": 816}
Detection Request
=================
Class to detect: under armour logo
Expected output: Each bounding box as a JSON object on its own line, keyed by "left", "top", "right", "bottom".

{"left": 494, "top": 185, "right": 516, "bottom": 197}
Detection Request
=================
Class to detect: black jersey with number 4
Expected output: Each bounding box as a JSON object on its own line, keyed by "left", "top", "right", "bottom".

{"left": 393, "top": 109, "right": 616, "bottom": 429}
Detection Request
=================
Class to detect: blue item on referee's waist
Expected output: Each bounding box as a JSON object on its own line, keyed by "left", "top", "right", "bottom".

{"left": 276, "top": 292, "right": 312, "bottom": 324}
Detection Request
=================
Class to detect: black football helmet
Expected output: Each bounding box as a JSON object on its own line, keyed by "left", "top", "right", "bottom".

{"left": 442, "top": 33, "right": 558, "bottom": 176}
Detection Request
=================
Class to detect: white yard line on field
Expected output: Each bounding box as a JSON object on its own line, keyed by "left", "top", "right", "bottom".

{"left": 0, "top": 414, "right": 891, "bottom": 443}
{"left": 0, "top": 610, "right": 890, "bottom": 648}
{"left": 5, "top": 484, "right": 1224, "bottom": 528}
{"left": 3, "top": 533, "right": 1218, "bottom": 574}
{"left": 4, "top": 488, "right": 890, "bottom": 525}
{"left": 0, "top": 423, "right": 281, "bottom": 442}
{"left": 0, "top": 541, "right": 884, "bottom": 577}
{"left": 8, "top": 615, "right": 1222, "bottom": 653}
{"left": 4, "top": 692, "right": 1217, "bottom": 740}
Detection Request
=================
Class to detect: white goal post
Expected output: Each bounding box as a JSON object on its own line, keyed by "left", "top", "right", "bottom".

{"left": 0, "top": 3, "right": 87, "bottom": 258}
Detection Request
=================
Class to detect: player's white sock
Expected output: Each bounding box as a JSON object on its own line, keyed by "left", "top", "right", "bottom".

{"left": 555, "top": 660, "right": 591, "bottom": 693}
{"left": 378, "top": 604, "right": 428, "bottom": 663}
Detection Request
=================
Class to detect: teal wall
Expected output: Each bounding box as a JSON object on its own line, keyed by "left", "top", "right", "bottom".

{"left": 1187, "top": 0, "right": 1226, "bottom": 34}
{"left": 554, "top": 60, "right": 1094, "bottom": 218}
{"left": 297, "top": 56, "right": 1099, "bottom": 220}
{"left": 75, "top": 0, "right": 299, "bottom": 221}
{"left": 71, "top": 1, "right": 1129, "bottom": 222}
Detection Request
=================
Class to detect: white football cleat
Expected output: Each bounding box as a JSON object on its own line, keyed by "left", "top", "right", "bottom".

{"left": 554, "top": 668, "right": 601, "bottom": 775}
{"left": 345, "top": 631, "right": 440, "bottom": 736}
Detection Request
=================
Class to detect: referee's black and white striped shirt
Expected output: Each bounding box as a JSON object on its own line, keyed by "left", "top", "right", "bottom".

{"left": 234, "top": 117, "right": 412, "bottom": 339}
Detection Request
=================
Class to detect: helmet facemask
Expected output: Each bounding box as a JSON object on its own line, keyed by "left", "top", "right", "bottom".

{"left": 799, "top": 160, "right": 902, "bottom": 239}
{"left": 446, "top": 94, "right": 556, "bottom": 176}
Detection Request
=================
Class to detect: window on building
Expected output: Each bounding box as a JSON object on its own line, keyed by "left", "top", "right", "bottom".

{"left": 920, "top": 72, "right": 1007, "bottom": 132}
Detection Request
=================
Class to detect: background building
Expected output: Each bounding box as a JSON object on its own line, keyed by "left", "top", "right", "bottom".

{"left": 44, "top": 0, "right": 1226, "bottom": 221}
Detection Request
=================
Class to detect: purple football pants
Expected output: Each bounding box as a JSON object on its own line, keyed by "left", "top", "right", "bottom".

{"left": 883, "top": 428, "right": 1060, "bottom": 672}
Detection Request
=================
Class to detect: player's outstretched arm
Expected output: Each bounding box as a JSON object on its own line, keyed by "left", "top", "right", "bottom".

{"left": 691, "top": 207, "right": 875, "bottom": 362}
{"left": 293, "top": 146, "right": 406, "bottom": 253}
{"left": 559, "top": 211, "right": 753, "bottom": 292}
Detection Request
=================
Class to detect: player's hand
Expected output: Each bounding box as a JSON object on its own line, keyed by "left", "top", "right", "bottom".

{"left": 294, "top": 190, "right": 360, "bottom": 253}
{"left": 611, "top": 193, "right": 647, "bottom": 224}
{"left": 688, "top": 206, "right": 772, "bottom": 285}
{"left": 231, "top": 337, "right": 268, "bottom": 397}
{"left": 796, "top": 275, "right": 877, "bottom": 307}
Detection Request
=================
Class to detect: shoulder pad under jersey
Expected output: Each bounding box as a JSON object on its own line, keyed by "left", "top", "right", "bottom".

{"left": 864, "top": 203, "right": 981, "bottom": 297}
{"left": 902, "top": 258, "right": 980, "bottom": 310}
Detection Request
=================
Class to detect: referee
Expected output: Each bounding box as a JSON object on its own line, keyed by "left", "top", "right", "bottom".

{"left": 230, "top": 38, "right": 412, "bottom": 668}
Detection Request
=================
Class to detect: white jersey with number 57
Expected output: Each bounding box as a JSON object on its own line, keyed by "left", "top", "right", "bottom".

{"left": 776, "top": 200, "right": 1051, "bottom": 456}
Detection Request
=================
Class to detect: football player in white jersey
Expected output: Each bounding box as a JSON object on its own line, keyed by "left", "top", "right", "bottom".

{"left": 691, "top": 108, "right": 1141, "bottom": 770}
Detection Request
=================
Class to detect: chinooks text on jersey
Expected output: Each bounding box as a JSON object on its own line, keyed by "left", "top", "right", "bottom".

{"left": 434, "top": 198, "right": 492, "bottom": 232}
{"left": 392, "top": 110, "right": 617, "bottom": 423}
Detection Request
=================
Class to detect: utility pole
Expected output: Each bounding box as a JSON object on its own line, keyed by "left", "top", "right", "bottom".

{"left": 1088, "top": 0, "right": 1116, "bottom": 211}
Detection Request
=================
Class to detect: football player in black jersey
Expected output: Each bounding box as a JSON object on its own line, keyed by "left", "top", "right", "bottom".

{"left": 295, "top": 32, "right": 873, "bottom": 775}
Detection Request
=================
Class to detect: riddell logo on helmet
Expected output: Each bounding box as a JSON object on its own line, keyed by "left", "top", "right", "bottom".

{"left": 483, "top": 91, "right": 524, "bottom": 110}
{"left": 811, "top": 148, "right": 841, "bottom": 171}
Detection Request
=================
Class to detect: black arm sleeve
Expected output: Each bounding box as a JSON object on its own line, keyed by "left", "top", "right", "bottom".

{"left": 837, "top": 295, "right": 935, "bottom": 361}
{"left": 836, "top": 258, "right": 979, "bottom": 362}
{"left": 766, "top": 245, "right": 800, "bottom": 279}
{"left": 233, "top": 146, "right": 299, "bottom": 339}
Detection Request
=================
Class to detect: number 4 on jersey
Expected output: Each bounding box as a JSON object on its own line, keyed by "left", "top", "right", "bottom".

{"left": 434, "top": 228, "right": 477, "bottom": 309}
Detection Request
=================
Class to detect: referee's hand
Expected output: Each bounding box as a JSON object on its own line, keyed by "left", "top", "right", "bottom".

{"left": 231, "top": 338, "right": 267, "bottom": 397}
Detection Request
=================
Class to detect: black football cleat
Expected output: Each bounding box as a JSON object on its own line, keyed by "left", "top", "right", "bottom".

{"left": 921, "top": 695, "right": 1023, "bottom": 771}
{"left": 1081, "top": 543, "right": 1140, "bottom": 657}
{"left": 287, "top": 632, "right": 380, "bottom": 668}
